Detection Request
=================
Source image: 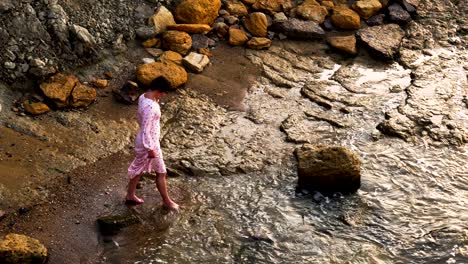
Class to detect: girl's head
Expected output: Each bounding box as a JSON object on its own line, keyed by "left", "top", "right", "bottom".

{"left": 149, "top": 77, "right": 173, "bottom": 95}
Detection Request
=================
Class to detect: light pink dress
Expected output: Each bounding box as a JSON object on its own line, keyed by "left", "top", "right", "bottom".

{"left": 128, "top": 94, "right": 166, "bottom": 179}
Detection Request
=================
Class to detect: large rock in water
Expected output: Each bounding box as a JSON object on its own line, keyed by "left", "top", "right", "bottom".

{"left": 39, "top": 73, "right": 79, "bottom": 108}
{"left": 272, "top": 18, "right": 325, "bottom": 39}
{"left": 136, "top": 62, "right": 188, "bottom": 89}
{"left": 0, "top": 233, "right": 48, "bottom": 264}
{"left": 174, "top": 0, "right": 222, "bottom": 25}
{"left": 357, "top": 24, "right": 405, "bottom": 59}
{"left": 295, "top": 145, "right": 361, "bottom": 194}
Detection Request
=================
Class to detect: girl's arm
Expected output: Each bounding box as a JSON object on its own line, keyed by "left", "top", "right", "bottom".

{"left": 141, "top": 106, "right": 157, "bottom": 152}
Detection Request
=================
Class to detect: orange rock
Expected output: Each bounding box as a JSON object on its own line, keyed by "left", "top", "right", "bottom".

{"left": 352, "top": 0, "right": 382, "bottom": 19}
{"left": 166, "top": 24, "right": 211, "bottom": 34}
{"left": 70, "top": 83, "right": 97, "bottom": 107}
{"left": 23, "top": 101, "right": 50, "bottom": 115}
{"left": 247, "top": 37, "right": 272, "bottom": 49}
{"left": 174, "top": 0, "right": 222, "bottom": 25}
{"left": 93, "top": 79, "right": 109, "bottom": 89}
{"left": 197, "top": 48, "right": 213, "bottom": 57}
{"left": 225, "top": 0, "right": 249, "bottom": 16}
{"left": 229, "top": 28, "right": 249, "bottom": 46}
{"left": 136, "top": 62, "right": 188, "bottom": 89}
{"left": 142, "top": 38, "right": 161, "bottom": 48}
{"left": 326, "top": 33, "right": 357, "bottom": 55}
{"left": 243, "top": 12, "right": 268, "bottom": 37}
{"left": 297, "top": 1, "right": 328, "bottom": 24}
{"left": 39, "top": 73, "right": 79, "bottom": 108}
{"left": 159, "top": 51, "right": 183, "bottom": 65}
{"left": 331, "top": 6, "right": 361, "bottom": 30}
{"left": 162, "top": 30, "right": 192, "bottom": 55}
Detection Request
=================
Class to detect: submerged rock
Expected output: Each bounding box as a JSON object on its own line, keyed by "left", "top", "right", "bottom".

{"left": 295, "top": 145, "right": 361, "bottom": 194}
{"left": 357, "top": 24, "right": 405, "bottom": 59}
{"left": 0, "top": 233, "right": 48, "bottom": 264}
{"left": 97, "top": 214, "right": 140, "bottom": 235}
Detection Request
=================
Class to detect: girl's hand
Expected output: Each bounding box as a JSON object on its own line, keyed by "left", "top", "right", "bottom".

{"left": 148, "top": 149, "right": 157, "bottom": 158}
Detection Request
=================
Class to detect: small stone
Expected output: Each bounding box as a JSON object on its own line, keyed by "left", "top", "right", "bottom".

{"left": 4, "top": 62, "right": 15, "bottom": 70}
{"left": 142, "top": 58, "right": 156, "bottom": 64}
{"left": 93, "top": 79, "right": 108, "bottom": 89}
{"left": 273, "top": 12, "right": 288, "bottom": 23}
{"left": 142, "top": 38, "right": 161, "bottom": 48}
{"left": 149, "top": 6, "right": 176, "bottom": 35}
{"left": 70, "top": 24, "right": 96, "bottom": 46}
{"left": 136, "top": 26, "right": 157, "bottom": 40}
{"left": 104, "top": 71, "right": 113, "bottom": 79}
{"left": 182, "top": 52, "right": 210, "bottom": 73}
{"left": 23, "top": 100, "right": 50, "bottom": 115}
{"left": 162, "top": 30, "right": 192, "bottom": 55}
{"left": 225, "top": 15, "right": 239, "bottom": 25}
{"left": 225, "top": 0, "right": 248, "bottom": 16}
{"left": 166, "top": 24, "right": 211, "bottom": 34}
{"left": 197, "top": 48, "right": 212, "bottom": 57}
{"left": 70, "top": 83, "right": 97, "bottom": 108}
{"left": 243, "top": 12, "right": 268, "bottom": 37}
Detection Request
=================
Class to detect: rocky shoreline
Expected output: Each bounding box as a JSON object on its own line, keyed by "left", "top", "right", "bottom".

{"left": 0, "top": 0, "right": 467, "bottom": 263}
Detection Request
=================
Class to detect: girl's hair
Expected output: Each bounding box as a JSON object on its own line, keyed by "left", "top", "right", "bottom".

{"left": 149, "top": 77, "right": 173, "bottom": 93}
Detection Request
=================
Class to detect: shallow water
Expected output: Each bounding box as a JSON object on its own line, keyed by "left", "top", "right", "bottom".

{"left": 98, "top": 44, "right": 467, "bottom": 264}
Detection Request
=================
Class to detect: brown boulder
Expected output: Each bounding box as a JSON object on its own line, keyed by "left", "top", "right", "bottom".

{"left": 352, "top": 0, "right": 382, "bottom": 19}
{"left": 136, "top": 62, "right": 188, "bottom": 89}
{"left": 243, "top": 12, "right": 268, "bottom": 37}
{"left": 247, "top": 37, "right": 272, "bottom": 49}
{"left": 174, "top": 0, "right": 222, "bottom": 25}
{"left": 295, "top": 145, "right": 361, "bottom": 194}
{"left": 162, "top": 30, "right": 192, "bottom": 55}
{"left": 166, "top": 24, "right": 211, "bottom": 34}
{"left": 242, "top": 0, "right": 256, "bottom": 4}
{"left": 331, "top": 6, "right": 361, "bottom": 30}
{"left": 296, "top": 1, "right": 328, "bottom": 24}
{"left": 159, "top": 51, "right": 183, "bottom": 65}
{"left": 23, "top": 101, "right": 50, "bottom": 115}
{"left": 326, "top": 32, "right": 357, "bottom": 55}
{"left": 39, "top": 73, "right": 78, "bottom": 108}
{"left": 225, "top": 0, "right": 249, "bottom": 16}
{"left": 0, "top": 233, "right": 48, "bottom": 264}
{"left": 70, "top": 83, "right": 97, "bottom": 108}
{"left": 229, "top": 28, "right": 249, "bottom": 46}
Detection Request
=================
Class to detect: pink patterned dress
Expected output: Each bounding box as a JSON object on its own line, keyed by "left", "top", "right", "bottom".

{"left": 128, "top": 94, "right": 166, "bottom": 179}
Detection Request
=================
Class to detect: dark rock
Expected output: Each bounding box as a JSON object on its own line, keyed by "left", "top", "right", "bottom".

{"left": 0, "top": 0, "right": 14, "bottom": 13}
{"left": 323, "top": 19, "right": 335, "bottom": 31}
{"left": 388, "top": 3, "right": 411, "bottom": 25}
{"left": 295, "top": 145, "right": 361, "bottom": 194}
{"left": 272, "top": 18, "right": 325, "bottom": 40}
{"left": 401, "top": 0, "right": 416, "bottom": 13}
{"left": 136, "top": 26, "right": 157, "bottom": 40}
{"left": 113, "top": 81, "right": 140, "bottom": 105}
{"left": 191, "top": 34, "right": 216, "bottom": 49}
{"left": 366, "top": 14, "right": 385, "bottom": 26}
{"left": 97, "top": 213, "right": 140, "bottom": 235}
{"left": 357, "top": 24, "right": 405, "bottom": 59}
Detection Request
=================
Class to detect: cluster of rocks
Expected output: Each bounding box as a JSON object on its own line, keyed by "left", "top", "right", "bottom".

{"left": 12, "top": 73, "right": 110, "bottom": 115}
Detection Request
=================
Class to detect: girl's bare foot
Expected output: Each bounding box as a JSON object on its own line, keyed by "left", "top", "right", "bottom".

{"left": 163, "top": 200, "right": 179, "bottom": 211}
{"left": 125, "top": 195, "right": 144, "bottom": 205}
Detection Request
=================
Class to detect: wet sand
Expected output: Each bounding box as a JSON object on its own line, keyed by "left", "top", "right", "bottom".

{"left": 0, "top": 43, "right": 261, "bottom": 263}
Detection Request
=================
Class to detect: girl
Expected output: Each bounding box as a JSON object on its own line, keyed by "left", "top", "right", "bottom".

{"left": 126, "top": 77, "right": 179, "bottom": 211}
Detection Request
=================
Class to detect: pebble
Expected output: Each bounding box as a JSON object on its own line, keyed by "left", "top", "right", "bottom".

{"left": 4, "top": 61, "right": 15, "bottom": 70}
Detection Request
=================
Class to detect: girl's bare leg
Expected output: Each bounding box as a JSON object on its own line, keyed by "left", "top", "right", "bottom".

{"left": 155, "top": 172, "right": 179, "bottom": 210}
{"left": 126, "top": 175, "right": 144, "bottom": 204}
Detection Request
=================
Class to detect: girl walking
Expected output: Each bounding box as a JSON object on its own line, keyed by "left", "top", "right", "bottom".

{"left": 126, "top": 78, "right": 179, "bottom": 211}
